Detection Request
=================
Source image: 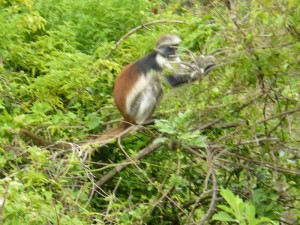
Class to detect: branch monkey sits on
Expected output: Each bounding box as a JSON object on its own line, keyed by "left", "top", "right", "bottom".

{"left": 98, "top": 34, "right": 215, "bottom": 140}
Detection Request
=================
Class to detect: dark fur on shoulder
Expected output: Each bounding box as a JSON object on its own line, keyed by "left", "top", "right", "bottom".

{"left": 135, "top": 51, "right": 163, "bottom": 74}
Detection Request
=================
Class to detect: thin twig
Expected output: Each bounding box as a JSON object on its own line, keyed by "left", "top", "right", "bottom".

{"left": 95, "top": 140, "right": 163, "bottom": 187}
{"left": 209, "top": 146, "right": 300, "bottom": 175}
{"left": 199, "top": 146, "right": 218, "bottom": 225}
{"left": 103, "top": 177, "right": 122, "bottom": 220}
{"left": 186, "top": 146, "right": 218, "bottom": 224}
{"left": 149, "top": 156, "right": 182, "bottom": 215}
{"left": 257, "top": 107, "right": 300, "bottom": 125}
{"left": 114, "top": 138, "right": 189, "bottom": 217}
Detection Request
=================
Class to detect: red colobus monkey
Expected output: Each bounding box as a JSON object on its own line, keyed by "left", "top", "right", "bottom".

{"left": 97, "top": 34, "right": 214, "bottom": 140}
{"left": 114, "top": 34, "right": 182, "bottom": 126}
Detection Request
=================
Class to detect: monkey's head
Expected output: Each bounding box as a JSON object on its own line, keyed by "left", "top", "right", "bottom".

{"left": 155, "top": 34, "right": 182, "bottom": 69}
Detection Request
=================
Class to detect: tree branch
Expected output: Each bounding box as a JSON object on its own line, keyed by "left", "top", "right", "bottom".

{"left": 104, "top": 19, "right": 186, "bottom": 59}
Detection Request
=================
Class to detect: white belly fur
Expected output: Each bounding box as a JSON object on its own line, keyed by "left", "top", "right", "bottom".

{"left": 126, "top": 73, "right": 162, "bottom": 124}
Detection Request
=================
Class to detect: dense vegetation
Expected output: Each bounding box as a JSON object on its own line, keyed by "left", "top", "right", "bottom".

{"left": 0, "top": 0, "right": 299, "bottom": 224}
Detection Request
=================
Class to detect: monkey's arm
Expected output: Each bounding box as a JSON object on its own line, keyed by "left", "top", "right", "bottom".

{"left": 165, "top": 55, "right": 216, "bottom": 87}
{"left": 165, "top": 73, "right": 196, "bottom": 87}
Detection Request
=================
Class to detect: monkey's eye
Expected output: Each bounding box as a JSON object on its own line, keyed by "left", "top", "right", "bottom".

{"left": 168, "top": 45, "right": 178, "bottom": 55}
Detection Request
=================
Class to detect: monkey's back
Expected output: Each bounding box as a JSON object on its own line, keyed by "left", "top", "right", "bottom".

{"left": 113, "top": 63, "right": 140, "bottom": 123}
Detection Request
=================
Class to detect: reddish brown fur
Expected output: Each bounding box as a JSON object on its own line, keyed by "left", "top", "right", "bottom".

{"left": 89, "top": 63, "right": 141, "bottom": 143}
{"left": 113, "top": 63, "right": 140, "bottom": 123}
{"left": 91, "top": 121, "right": 130, "bottom": 142}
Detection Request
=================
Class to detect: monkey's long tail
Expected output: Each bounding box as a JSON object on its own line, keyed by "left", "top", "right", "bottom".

{"left": 82, "top": 121, "right": 131, "bottom": 145}
{"left": 19, "top": 121, "right": 132, "bottom": 149}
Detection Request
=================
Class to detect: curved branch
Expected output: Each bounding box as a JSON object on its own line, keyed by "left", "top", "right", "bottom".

{"left": 104, "top": 19, "right": 187, "bottom": 59}
{"left": 19, "top": 128, "right": 52, "bottom": 146}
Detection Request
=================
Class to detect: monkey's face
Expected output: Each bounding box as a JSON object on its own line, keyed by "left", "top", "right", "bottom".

{"left": 167, "top": 44, "right": 179, "bottom": 59}
{"left": 155, "top": 44, "right": 183, "bottom": 70}
{"left": 160, "top": 44, "right": 179, "bottom": 60}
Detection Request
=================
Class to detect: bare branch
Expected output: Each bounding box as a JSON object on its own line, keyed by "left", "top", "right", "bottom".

{"left": 257, "top": 107, "right": 300, "bottom": 125}
{"left": 19, "top": 128, "right": 52, "bottom": 146}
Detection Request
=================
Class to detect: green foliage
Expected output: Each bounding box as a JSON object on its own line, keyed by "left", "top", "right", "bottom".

{"left": 212, "top": 188, "right": 277, "bottom": 225}
{"left": 1, "top": 0, "right": 300, "bottom": 224}
{"left": 0, "top": 146, "right": 92, "bottom": 224}
{"left": 155, "top": 110, "right": 207, "bottom": 147}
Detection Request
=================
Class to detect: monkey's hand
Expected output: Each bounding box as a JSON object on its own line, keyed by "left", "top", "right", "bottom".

{"left": 163, "top": 54, "right": 216, "bottom": 87}
{"left": 190, "top": 55, "right": 216, "bottom": 80}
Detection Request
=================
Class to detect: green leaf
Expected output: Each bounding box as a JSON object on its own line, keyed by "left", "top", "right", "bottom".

{"left": 85, "top": 113, "right": 102, "bottom": 130}
{"left": 212, "top": 211, "right": 238, "bottom": 222}
{"left": 220, "top": 188, "right": 243, "bottom": 216}
{"left": 244, "top": 202, "right": 256, "bottom": 224}
{"left": 217, "top": 204, "right": 235, "bottom": 215}
{"left": 255, "top": 217, "right": 277, "bottom": 225}
{"left": 155, "top": 119, "right": 176, "bottom": 134}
